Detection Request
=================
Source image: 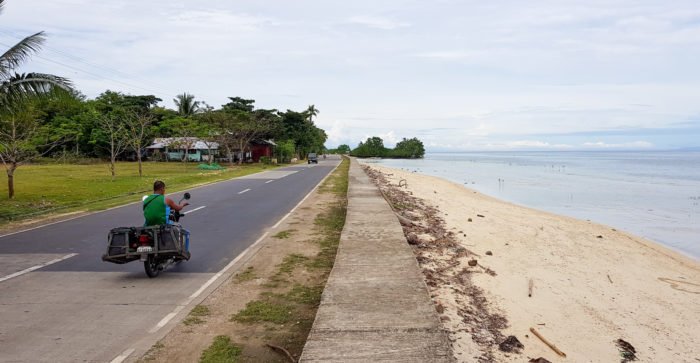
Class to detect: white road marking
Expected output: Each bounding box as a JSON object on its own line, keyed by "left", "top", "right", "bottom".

{"left": 265, "top": 180, "right": 274, "bottom": 184}
{"left": 238, "top": 189, "right": 251, "bottom": 195}
{"left": 110, "top": 348, "right": 135, "bottom": 363}
{"left": 184, "top": 206, "right": 206, "bottom": 215}
{"left": 148, "top": 305, "right": 185, "bottom": 334}
{"left": 0, "top": 253, "right": 78, "bottom": 283}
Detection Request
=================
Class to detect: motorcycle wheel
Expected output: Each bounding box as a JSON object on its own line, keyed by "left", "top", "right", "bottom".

{"left": 144, "top": 256, "right": 160, "bottom": 278}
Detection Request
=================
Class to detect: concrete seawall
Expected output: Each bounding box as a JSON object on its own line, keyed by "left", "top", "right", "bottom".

{"left": 300, "top": 158, "right": 453, "bottom": 362}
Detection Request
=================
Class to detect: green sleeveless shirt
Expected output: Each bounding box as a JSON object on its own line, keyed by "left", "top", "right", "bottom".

{"left": 143, "top": 194, "right": 166, "bottom": 226}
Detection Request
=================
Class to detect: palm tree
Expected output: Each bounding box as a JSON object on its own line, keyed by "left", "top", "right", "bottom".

{"left": 0, "top": 0, "right": 73, "bottom": 198}
{"left": 306, "top": 104, "right": 319, "bottom": 122}
{"left": 0, "top": 2, "right": 71, "bottom": 112}
{"left": 174, "top": 92, "right": 200, "bottom": 116}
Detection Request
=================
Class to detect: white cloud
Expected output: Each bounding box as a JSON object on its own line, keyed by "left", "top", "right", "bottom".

{"left": 347, "top": 15, "right": 409, "bottom": 30}
{"left": 2, "top": 0, "right": 698, "bottom": 150}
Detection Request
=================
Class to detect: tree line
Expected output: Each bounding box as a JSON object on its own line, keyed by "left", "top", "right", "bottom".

{"left": 350, "top": 136, "right": 425, "bottom": 158}
{"left": 0, "top": 0, "right": 326, "bottom": 198}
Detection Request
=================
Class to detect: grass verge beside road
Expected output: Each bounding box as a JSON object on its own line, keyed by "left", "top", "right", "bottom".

{"left": 0, "top": 161, "right": 275, "bottom": 225}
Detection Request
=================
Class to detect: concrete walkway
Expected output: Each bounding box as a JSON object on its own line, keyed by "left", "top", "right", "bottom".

{"left": 300, "top": 159, "right": 453, "bottom": 362}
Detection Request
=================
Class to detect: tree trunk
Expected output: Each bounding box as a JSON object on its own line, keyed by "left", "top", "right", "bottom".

{"left": 226, "top": 146, "right": 234, "bottom": 166}
{"left": 6, "top": 165, "right": 16, "bottom": 199}
{"left": 137, "top": 148, "right": 143, "bottom": 177}
{"left": 110, "top": 156, "right": 116, "bottom": 181}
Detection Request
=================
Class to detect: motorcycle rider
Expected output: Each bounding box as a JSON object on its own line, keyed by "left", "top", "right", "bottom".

{"left": 143, "top": 180, "right": 189, "bottom": 226}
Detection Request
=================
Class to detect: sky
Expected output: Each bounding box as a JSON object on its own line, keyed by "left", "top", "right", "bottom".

{"left": 2, "top": 0, "right": 700, "bottom": 151}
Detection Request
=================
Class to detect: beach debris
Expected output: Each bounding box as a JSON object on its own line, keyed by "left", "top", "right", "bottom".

{"left": 597, "top": 235, "right": 603, "bottom": 238}
{"left": 468, "top": 218, "right": 473, "bottom": 222}
{"left": 398, "top": 179, "right": 407, "bottom": 188}
{"left": 529, "top": 358, "right": 552, "bottom": 363}
{"left": 498, "top": 335, "right": 524, "bottom": 353}
{"left": 528, "top": 279, "right": 534, "bottom": 297}
{"left": 607, "top": 274, "right": 613, "bottom": 283}
{"left": 435, "top": 302, "right": 445, "bottom": 314}
{"left": 477, "top": 214, "right": 485, "bottom": 218}
{"left": 485, "top": 251, "right": 493, "bottom": 256}
{"left": 615, "top": 338, "right": 638, "bottom": 362}
{"left": 530, "top": 327, "right": 566, "bottom": 357}
{"left": 396, "top": 214, "right": 417, "bottom": 227}
{"left": 468, "top": 259, "right": 478, "bottom": 267}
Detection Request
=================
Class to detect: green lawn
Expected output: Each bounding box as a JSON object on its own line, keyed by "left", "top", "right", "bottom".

{"left": 0, "top": 161, "right": 276, "bottom": 224}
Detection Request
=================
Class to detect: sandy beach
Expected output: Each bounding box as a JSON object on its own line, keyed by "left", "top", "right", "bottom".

{"left": 363, "top": 163, "right": 700, "bottom": 362}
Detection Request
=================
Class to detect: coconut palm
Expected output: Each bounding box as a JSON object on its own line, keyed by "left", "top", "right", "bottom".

{"left": 0, "top": 0, "right": 72, "bottom": 198}
{"left": 306, "top": 104, "right": 319, "bottom": 122}
{"left": 174, "top": 92, "right": 200, "bottom": 116}
{"left": 0, "top": 1, "right": 72, "bottom": 112}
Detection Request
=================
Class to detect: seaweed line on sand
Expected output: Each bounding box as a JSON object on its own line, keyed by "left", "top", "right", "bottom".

{"left": 363, "top": 165, "right": 510, "bottom": 361}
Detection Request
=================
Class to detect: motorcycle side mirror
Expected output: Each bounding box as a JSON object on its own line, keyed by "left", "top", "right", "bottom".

{"left": 183, "top": 192, "right": 191, "bottom": 200}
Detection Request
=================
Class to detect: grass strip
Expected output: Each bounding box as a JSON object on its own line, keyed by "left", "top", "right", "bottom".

{"left": 199, "top": 335, "right": 242, "bottom": 363}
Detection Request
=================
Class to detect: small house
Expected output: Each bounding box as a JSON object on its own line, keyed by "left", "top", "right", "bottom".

{"left": 146, "top": 137, "right": 219, "bottom": 162}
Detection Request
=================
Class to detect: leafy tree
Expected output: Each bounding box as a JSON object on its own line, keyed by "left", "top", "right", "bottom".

{"left": 124, "top": 112, "right": 154, "bottom": 176}
{"left": 391, "top": 137, "right": 425, "bottom": 158}
{"left": 276, "top": 140, "right": 295, "bottom": 163}
{"left": 222, "top": 96, "right": 255, "bottom": 113}
{"left": 336, "top": 144, "right": 351, "bottom": 154}
{"left": 278, "top": 110, "right": 327, "bottom": 159}
{"left": 173, "top": 92, "right": 200, "bottom": 116}
{"left": 351, "top": 136, "right": 387, "bottom": 157}
{"left": 0, "top": 101, "right": 63, "bottom": 198}
{"left": 92, "top": 113, "right": 129, "bottom": 180}
{"left": 226, "top": 110, "right": 274, "bottom": 165}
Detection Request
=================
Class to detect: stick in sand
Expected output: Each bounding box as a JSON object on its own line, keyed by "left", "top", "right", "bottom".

{"left": 530, "top": 327, "right": 566, "bottom": 357}
{"left": 528, "top": 278, "right": 534, "bottom": 297}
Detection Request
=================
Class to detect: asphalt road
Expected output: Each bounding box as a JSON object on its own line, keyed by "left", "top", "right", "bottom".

{"left": 0, "top": 157, "right": 340, "bottom": 362}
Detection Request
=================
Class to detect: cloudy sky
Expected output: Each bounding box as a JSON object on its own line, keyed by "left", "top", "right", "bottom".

{"left": 3, "top": 0, "right": 700, "bottom": 150}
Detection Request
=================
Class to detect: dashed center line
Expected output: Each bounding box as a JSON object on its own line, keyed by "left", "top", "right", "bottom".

{"left": 184, "top": 206, "right": 206, "bottom": 215}
{"left": 238, "top": 189, "right": 251, "bottom": 195}
{"left": 265, "top": 180, "right": 274, "bottom": 184}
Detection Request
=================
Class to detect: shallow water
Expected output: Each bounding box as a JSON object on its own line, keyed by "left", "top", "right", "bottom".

{"left": 372, "top": 151, "right": 700, "bottom": 259}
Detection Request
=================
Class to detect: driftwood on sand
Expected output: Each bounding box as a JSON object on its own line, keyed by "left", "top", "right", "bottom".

{"left": 530, "top": 327, "right": 566, "bottom": 357}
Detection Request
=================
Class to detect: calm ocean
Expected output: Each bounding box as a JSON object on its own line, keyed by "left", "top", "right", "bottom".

{"left": 371, "top": 151, "right": 700, "bottom": 259}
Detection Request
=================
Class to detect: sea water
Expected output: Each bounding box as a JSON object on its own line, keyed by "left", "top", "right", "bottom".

{"left": 372, "top": 151, "right": 700, "bottom": 259}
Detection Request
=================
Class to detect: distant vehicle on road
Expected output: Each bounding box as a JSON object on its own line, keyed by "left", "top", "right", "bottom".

{"left": 308, "top": 153, "right": 318, "bottom": 164}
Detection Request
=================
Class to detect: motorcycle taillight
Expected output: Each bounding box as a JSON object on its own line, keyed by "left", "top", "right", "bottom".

{"left": 138, "top": 234, "right": 151, "bottom": 245}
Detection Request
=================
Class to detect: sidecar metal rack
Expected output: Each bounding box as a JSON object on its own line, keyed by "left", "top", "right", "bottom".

{"left": 101, "top": 225, "right": 189, "bottom": 264}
